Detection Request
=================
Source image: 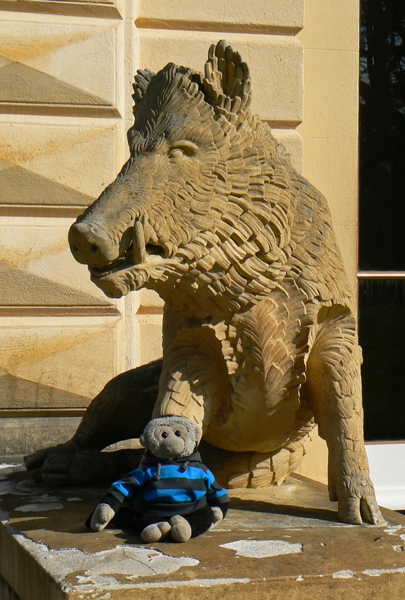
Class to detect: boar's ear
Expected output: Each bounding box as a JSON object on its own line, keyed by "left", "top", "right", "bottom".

{"left": 203, "top": 40, "right": 251, "bottom": 126}
{"left": 132, "top": 69, "right": 155, "bottom": 117}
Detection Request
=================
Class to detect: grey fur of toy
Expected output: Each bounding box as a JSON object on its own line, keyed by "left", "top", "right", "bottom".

{"left": 139, "top": 416, "right": 202, "bottom": 460}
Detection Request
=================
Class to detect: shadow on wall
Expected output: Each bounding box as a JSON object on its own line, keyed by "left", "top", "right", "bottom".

{"left": 0, "top": 370, "right": 90, "bottom": 455}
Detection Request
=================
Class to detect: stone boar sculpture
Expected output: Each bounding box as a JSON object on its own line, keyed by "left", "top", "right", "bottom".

{"left": 25, "top": 41, "right": 383, "bottom": 525}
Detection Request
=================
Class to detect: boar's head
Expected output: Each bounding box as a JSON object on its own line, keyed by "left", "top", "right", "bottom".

{"left": 69, "top": 40, "right": 293, "bottom": 316}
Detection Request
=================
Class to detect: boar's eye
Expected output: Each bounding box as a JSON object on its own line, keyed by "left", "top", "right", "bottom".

{"left": 168, "top": 140, "right": 199, "bottom": 159}
{"left": 169, "top": 148, "right": 185, "bottom": 160}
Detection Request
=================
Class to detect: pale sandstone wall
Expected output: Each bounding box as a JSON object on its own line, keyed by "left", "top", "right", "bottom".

{"left": 295, "top": 0, "right": 360, "bottom": 483}
{"left": 0, "top": 0, "right": 135, "bottom": 452}
{"left": 0, "top": 0, "right": 360, "bottom": 486}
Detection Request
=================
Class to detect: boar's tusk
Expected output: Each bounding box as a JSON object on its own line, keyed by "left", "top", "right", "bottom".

{"left": 133, "top": 219, "right": 147, "bottom": 264}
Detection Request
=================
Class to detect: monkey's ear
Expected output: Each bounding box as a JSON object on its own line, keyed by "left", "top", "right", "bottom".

{"left": 203, "top": 40, "right": 251, "bottom": 126}
{"left": 139, "top": 434, "right": 146, "bottom": 448}
{"left": 193, "top": 424, "right": 202, "bottom": 443}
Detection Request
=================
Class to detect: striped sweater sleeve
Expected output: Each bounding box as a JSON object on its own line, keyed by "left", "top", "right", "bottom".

{"left": 205, "top": 469, "right": 230, "bottom": 505}
{"left": 106, "top": 467, "right": 147, "bottom": 505}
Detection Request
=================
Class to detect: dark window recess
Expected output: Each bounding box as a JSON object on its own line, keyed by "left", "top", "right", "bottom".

{"left": 359, "top": 0, "right": 405, "bottom": 271}
{"left": 359, "top": 1, "right": 405, "bottom": 442}
{"left": 359, "top": 279, "right": 405, "bottom": 441}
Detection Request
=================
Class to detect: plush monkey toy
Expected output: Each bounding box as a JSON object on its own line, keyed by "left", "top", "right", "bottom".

{"left": 88, "top": 416, "right": 229, "bottom": 542}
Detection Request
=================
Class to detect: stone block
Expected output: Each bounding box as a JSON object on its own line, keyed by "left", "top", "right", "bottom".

{"left": 137, "top": 314, "right": 163, "bottom": 364}
{"left": 1, "top": 467, "right": 405, "bottom": 599}
{"left": 272, "top": 128, "right": 303, "bottom": 172}
{"left": 0, "top": 216, "right": 117, "bottom": 307}
{"left": 138, "top": 289, "right": 164, "bottom": 313}
{"left": 295, "top": 3, "right": 360, "bottom": 304}
{"left": 0, "top": 120, "right": 121, "bottom": 206}
{"left": 298, "top": 0, "right": 359, "bottom": 51}
{"left": 300, "top": 136, "right": 358, "bottom": 221}
{"left": 295, "top": 426, "right": 328, "bottom": 485}
{"left": 0, "top": 417, "right": 82, "bottom": 455}
{"left": 138, "top": 31, "right": 303, "bottom": 123}
{"left": 0, "top": 371, "right": 90, "bottom": 413}
{"left": 137, "top": 0, "right": 304, "bottom": 32}
{"left": 0, "top": 0, "right": 123, "bottom": 19}
{"left": 299, "top": 48, "right": 359, "bottom": 140}
{"left": 0, "top": 316, "right": 120, "bottom": 402}
{"left": 0, "top": 16, "right": 120, "bottom": 113}
{"left": 299, "top": 135, "right": 359, "bottom": 288}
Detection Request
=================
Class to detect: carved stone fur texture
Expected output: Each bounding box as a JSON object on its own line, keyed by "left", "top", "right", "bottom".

{"left": 26, "top": 41, "right": 383, "bottom": 525}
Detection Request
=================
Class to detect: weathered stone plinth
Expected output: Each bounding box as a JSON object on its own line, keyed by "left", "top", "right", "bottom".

{"left": 1, "top": 464, "right": 405, "bottom": 600}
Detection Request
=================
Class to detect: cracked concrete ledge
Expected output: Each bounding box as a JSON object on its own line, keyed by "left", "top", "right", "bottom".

{"left": 1, "top": 464, "right": 405, "bottom": 599}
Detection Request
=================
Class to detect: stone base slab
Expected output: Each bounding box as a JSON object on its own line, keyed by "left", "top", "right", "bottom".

{"left": 0, "top": 417, "right": 82, "bottom": 455}
{"left": 1, "top": 464, "right": 405, "bottom": 599}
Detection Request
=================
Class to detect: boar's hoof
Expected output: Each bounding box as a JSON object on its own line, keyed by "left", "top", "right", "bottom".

{"left": 34, "top": 451, "right": 119, "bottom": 486}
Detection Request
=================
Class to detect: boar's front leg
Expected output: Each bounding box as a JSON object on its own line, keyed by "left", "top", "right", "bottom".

{"left": 24, "top": 359, "right": 161, "bottom": 485}
{"left": 305, "top": 305, "right": 385, "bottom": 525}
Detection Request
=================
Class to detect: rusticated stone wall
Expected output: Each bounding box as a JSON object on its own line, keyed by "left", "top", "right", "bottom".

{"left": 0, "top": 0, "right": 134, "bottom": 453}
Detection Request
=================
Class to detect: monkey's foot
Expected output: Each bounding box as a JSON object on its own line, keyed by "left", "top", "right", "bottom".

{"left": 170, "top": 515, "right": 192, "bottom": 542}
{"left": 90, "top": 503, "right": 116, "bottom": 532}
{"left": 141, "top": 522, "right": 172, "bottom": 543}
{"left": 211, "top": 506, "right": 224, "bottom": 527}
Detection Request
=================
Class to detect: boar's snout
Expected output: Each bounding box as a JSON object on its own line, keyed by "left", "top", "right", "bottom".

{"left": 69, "top": 220, "right": 119, "bottom": 268}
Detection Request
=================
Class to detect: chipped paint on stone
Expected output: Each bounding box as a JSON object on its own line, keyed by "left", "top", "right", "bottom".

{"left": 31, "top": 493, "right": 60, "bottom": 502}
{"left": 0, "top": 464, "right": 25, "bottom": 479}
{"left": 0, "top": 466, "right": 16, "bottom": 480}
{"left": 0, "top": 465, "right": 44, "bottom": 498}
{"left": 125, "top": 578, "right": 251, "bottom": 589}
{"left": 67, "top": 497, "right": 83, "bottom": 501}
{"left": 0, "top": 480, "right": 15, "bottom": 496}
{"left": 220, "top": 539, "right": 303, "bottom": 558}
{"left": 383, "top": 525, "right": 405, "bottom": 549}
{"left": 14, "top": 533, "right": 199, "bottom": 590}
{"left": 15, "top": 502, "right": 64, "bottom": 512}
{"left": 363, "top": 567, "right": 405, "bottom": 577}
{"left": 384, "top": 525, "right": 403, "bottom": 535}
{"left": 333, "top": 570, "right": 355, "bottom": 579}
{"left": 296, "top": 575, "right": 304, "bottom": 581}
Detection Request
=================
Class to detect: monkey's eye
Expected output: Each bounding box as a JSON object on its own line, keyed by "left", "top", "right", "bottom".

{"left": 161, "top": 431, "right": 168, "bottom": 439}
{"left": 175, "top": 430, "right": 182, "bottom": 437}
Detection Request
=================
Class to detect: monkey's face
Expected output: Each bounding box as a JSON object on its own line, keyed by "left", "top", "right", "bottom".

{"left": 139, "top": 416, "right": 201, "bottom": 459}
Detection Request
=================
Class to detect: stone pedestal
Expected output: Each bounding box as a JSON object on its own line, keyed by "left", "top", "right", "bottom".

{"left": 1, "top": 463, "right": 405, "bottom": 599}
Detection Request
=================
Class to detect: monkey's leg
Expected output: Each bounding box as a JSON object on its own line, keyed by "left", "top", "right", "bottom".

{"left": 305, "top": 306, "right": 384, "bottom": 525}
{"left": 24, "top": 359, "right": 162, "bottom": 485}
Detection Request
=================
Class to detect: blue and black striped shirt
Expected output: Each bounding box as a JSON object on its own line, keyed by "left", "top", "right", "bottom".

{"left": 107, "top": 450, "right": 229, "bottom": 518}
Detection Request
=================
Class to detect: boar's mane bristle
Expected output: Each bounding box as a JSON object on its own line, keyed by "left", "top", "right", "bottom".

{"left": 202, "top": 40, "right": 251, "bottom": 128}
{"left": 132, "top": 63, "right": 199, "bottom": 121}
{"left": 132, "top": 68, "right": 155, "bottom": 105}
{"left": 128, "top": 63, "right": 210, "bottom": 155}
{"left": 130, "top": 40, "right": 252, "bottom": 149}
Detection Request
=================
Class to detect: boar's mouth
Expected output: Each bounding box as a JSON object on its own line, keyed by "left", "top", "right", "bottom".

{"left": 87, "top": 216, "right": 172, "bottom": 281}
{"left": 88, "top": 242, "right": 165, "bottom": 278}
